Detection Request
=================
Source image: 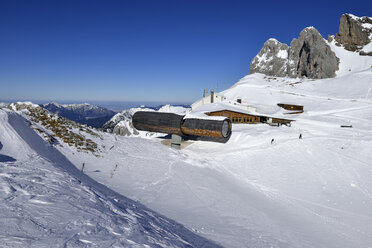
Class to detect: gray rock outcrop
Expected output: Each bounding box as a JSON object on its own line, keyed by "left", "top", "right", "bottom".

{"left": 288, "top": 27, "right": 339, "bottom": 78}
{"left": 250, "top": 27, "right": 339, "bottom": 79}
{"left": 249, "top": 39, "right": 289, "bottom": 77}
{"left": 335, "top": 14, "right": 372, "bottom": 52}
{"left": 249, "top": 13, "right": 372, "bottom": 78}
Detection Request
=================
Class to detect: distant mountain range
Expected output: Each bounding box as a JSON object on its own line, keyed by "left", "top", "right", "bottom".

{"left": 42, "top": 102, "right": 116, "bottom": 128}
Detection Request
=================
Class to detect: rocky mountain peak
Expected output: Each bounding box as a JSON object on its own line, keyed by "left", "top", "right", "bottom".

{"left": 250, "top": 26, "right": 339, "bottom": 79}
{"left": 288, "top": 26, "right": 339, "bottom": 79}
{"left": 335, "top": 13, "right": 372, "bottom": 54}
{"left": 249, "top": 13, "right": 372, "bottom": 79}
{"left": 249, "top": 39, "right": 289, "bottom": 77}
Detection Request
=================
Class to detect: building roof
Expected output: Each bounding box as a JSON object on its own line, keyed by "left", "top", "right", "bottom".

{"left": 188, "top": 102, "right": 295, "bottom": 121}
{"left": 193, "top": 102, "right": 256, "bottom": 114}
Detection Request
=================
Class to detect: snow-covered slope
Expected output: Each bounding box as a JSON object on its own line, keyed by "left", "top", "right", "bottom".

{"left": 55, "top": 66, "right": 372, "bottom": 248}
{"left": 221, "top": 69, "right": 372, "bottom": 115}
{"left": 0, "top": 109, "right": 221, "bottom": 247}
{"left": 8, "top": 67, "right": 368, "bottom": 247}
{"left": 328, "top": 38, "right": 372, "bottom": 77}
{"left": 3, "top": 16, "right": 372, "bottom": 246}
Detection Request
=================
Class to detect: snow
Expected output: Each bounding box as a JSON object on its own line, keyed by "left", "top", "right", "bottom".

{"left": 8, "top": 102, "right": 39, "bottom": 111}
{"left": 303, "top": 26, "right": 316, "bottom": 31}
{"left": 15, "top": 65, "right": 369, "bottom": 248}
{"left": 256, "top": 53, "right": 272, "bottom": 64}
{"left": 328, "top": 38, "right": 372, "bottom": 77}
{"left": 361, "top": 41, "right": 372, "bottom": 53}
{"left": 268, "top": 38, "right": 279, "bottom": 43}
{"left": 346, "top": 13, "right": 372, "bottom": 23}
{"left": 277, "top": 49, "right": 288, "bottom": 59}
{"left": 0, "top": 109, "right": 221, "bottom": 247}
{"left": 62, "top": 102, "right": 99, "bottom": 110}
{"left": 158, "top": 104, "right": 190, "bottom": 115}
{"left": 186, "top": 102, "right": 262, "bottom": 120}
{"left": 183, "top": 112, "right": 227, "bottom": 121}
{"left": 3, "top": 29, "right": 372, "bottom": 247}
{"left": 347, "top": 13, "right": 361, "bottom": 21}
{"left": 362, "top": 23, "right": 372, "bottom": 30}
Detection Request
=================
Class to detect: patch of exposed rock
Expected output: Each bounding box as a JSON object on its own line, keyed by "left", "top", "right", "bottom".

{"left": 249, "top": 39, "right": 289, "bottom": 77}
{"left": 335, "top": 14, "right": 372, "bottom": 54}
{"left": 250, "top": 27, "right": 339, "bottom": 79}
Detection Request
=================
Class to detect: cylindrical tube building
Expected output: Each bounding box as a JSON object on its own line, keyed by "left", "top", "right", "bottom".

{"left": 181, "top": 118, "right": 231, "bottom": 140}
{"left": 132, "top": 111, "right": 184, "bottom": 136}
{"left": 132, "top": 111, "right": 232, "bottom": 143}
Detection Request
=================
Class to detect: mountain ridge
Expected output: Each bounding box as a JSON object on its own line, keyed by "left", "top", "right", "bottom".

{"left": 249, "top": 13, "right": 372, "bottom": 79}
{"left": 42, "top": 102, "right": 116, "bottom": 128}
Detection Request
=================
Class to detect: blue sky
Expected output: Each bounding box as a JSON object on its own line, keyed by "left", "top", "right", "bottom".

{"left": 0, "top": 0, "right": 371, "bottom": 104}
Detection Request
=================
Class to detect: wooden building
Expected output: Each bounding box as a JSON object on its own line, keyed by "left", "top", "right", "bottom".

{"left": 205, "top": 109, "right": 292, "bottom": 126}
{"left": 269, "top": 117, "right": 292, "bottom": 126}
{"left": 206, "top": 110, "right": 266, "bottom": 124}
{"left": 277, "top": 103, "right": 303, "bottom": 112}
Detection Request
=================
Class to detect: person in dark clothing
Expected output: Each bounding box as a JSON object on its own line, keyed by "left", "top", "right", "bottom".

{"left": 299, "top": 134, "right": 302, "bottom": 139}
{"left": 271, "top": 138, "right": 274, "bottom": 144}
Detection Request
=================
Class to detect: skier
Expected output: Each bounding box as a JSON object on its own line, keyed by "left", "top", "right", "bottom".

{"left": 299, "top": 133, "right": 302, "bottom": 139}
{"left": 81, "top": 162, "right": 85, "bottom": 172}
{"left": 271, "top": 138, "right": 274, "bottom": 144}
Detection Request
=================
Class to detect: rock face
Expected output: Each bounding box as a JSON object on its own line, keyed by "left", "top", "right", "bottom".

{"left": 250, "top": 27, "right": 339, "bottom": 79}
{"left": 249, "top": 39, "right": 289, "bottom": 77}
{"left": 288, "top": 27, "right": 339, "bottom": 78}
{"left": 249, "top": 13, "right": 372, "bottom": 78}
{"left": 335, "top": 14, "right": 372, "bottom": 52}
